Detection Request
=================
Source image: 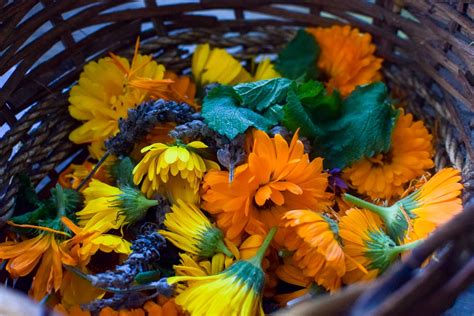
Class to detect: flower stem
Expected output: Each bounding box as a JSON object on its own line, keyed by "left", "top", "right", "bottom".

{"left": 343, "top": 193, "right": 389, "bottom": 219}
{"left": 216, "top": 238, "right": 234, "bottom": 258}
{"left": 55, "top": 184, "right": 66, "bottom": 218}
{"left": 385, "top": 239, "right": 424, "bottom": 260}
{"left": 249, "top": 227, "right": 277, "bottom": 267}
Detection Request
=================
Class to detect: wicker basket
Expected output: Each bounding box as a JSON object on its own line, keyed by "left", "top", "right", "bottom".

{"left": 1, "top": 1, "right": 473, "bottom": 315}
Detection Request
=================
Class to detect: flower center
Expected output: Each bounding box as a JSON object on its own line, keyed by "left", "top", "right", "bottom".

{"left": 253, "top": 198, "right": 275, "bottom": 211}
{"left": 368, "top": 151, "right": 393, "bottom": 166}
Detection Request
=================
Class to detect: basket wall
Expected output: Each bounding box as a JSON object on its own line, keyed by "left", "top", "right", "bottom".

{"left": 0, "top": 1, "right": 473, "bottom": 315}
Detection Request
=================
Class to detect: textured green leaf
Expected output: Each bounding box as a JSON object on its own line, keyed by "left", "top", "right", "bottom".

{"left": 282, "top": 82, "right": 398, "bottom": 169}
{"left": 202, "top": 85, "right": 277, "bottom": 139}
{"left": 312, "top": 83, "right": 400, "bottom": 169}
{"left": 275, "top": 29, "right": 320, "bottom": 80}
{"left": 283, "top": 85, "right": 322, "bottom": 138}
{"left": 296, "top": 80, "right": 342, "bottom": 122}
{"left": 234, "top": 78, "right": 292, "bottom": 111}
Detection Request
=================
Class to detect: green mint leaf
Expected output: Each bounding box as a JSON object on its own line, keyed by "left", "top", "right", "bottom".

{"left": 10, "top": 201, "right": 55, "bottom": 226}
{"left": 275, "top": 29, "right": 320, "bottom": 80}
{"left": 14, "top": 174, "right": 41, "bottom": 213}
{"left": 312, "top": 82, "right": 399, "bottom": 169}
{"left": 110, "top": 157, "right": 136, "bottom": 188}
{"left": 282, "top": 84, "right": 323, "bottom": 138}
{"left": 297, "top": 80, "right": 342, "bottom": 122}
{"left": 234, "top": 78, "right": 292, "bottom": 111}
{"left": 202, "top": 85, "right": 277, "bottom": 139}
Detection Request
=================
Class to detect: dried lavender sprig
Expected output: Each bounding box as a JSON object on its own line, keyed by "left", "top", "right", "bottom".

{"left": 76, "top": 100, "right": 197, "bottom": 191}
{"left": 83, "top": 279, "right": 173, "bottom": 312}
{"left": 106, "top": 99, "right": 197, "bottom": 157}
{"left": 87, "top": 224, "right": 166, "bottom": 289}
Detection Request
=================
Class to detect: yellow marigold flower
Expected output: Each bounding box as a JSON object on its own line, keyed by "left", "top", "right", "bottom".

{"left": 60, "top": 270, "right": 105, "bottom": 309}
{"left": 344, "top": 168, "right": 463, "bottom": 244}
{"left": 0, "top": 228, "right": 76, "bottom": 301}
{"left": 173, "top": 234, "right": 278, "bottom": 297}
{"left": 133, "top": 141, "right": 219, "bottom": 201}
{"left": 344, "top": 112, "right": 434, "bottom": 200}
{"left": 306, "top": 25, "right": 383, "bottom": 96}
{"left": 253, "top": 58, "right": 281, "bottom": 81}
{"left": 68, "top": 40, "right": 173, "bottom": 158}
{"left": 192, "top": 44, "right": 280, "bottom": 86}
{"left": 202, "top": 130, "right": 331, "bottom": 242}
{"left": 76, "top": 179, "right": 158, "bottom": 233}
{"left": 168, "top": 228, "right": 277, "bottom": 316}
{"left": 280, "top": 210, "right": 345, "bottom": 292}
{"left": 192, "top": 43, "right": 251, "bottom": 86}
{"left": 174, "top": 252, "right": 237, "bottom": 278}
{"left": 159, "top": 200, "right": 233, "bottom": 257}
{"left": 173, "top": 251, "right": 237, "bottom": 294}
{"left": 62, "top": 216, "right": 131, "bottom": 265}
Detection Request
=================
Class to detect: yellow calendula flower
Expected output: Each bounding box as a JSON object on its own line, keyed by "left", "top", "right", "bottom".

{"left": 159, "top": 200, "right": 233, "bottom": 258}
{"left": 192, "top": 44, "right": 280, "bottom": 86}
{"left": 132, "top": 141, "right": 220, "bottom": 201}
{"left": 168, "top": 228, "right": 277, "bottom": 316}
{"left": 253, "top": 58, "right": 281, "bottom": 81}
{"left": 60, "top": 270, "right": 105, "bottom": 309}
{"left": 76, "top": 179, "right": 158, "bottom": 234}
{"left": 62, "top": 217, "right": 131, "bottom": 265}
{"left": 344, "top": 168, "right": 463, "bottom": 244}
{"left": 192, "top": 43, "right": 251, "bottom": 86}
{"left": 68, "top": 40, "right": 173, "bottom": 158}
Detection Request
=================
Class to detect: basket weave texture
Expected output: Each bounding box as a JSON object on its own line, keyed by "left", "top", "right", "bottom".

{"left": 0, "top": 1, "right": 473, "bottom": 315}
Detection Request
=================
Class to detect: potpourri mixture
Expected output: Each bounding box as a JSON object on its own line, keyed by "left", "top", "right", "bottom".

{"left": 0, "top": 26, "right": 463, "bottom": 316}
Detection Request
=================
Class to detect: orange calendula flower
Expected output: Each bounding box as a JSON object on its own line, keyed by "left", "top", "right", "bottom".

{"left": 164, "top": 71, "right": 197, "bottom": 108}
{"left": 58, "top": 160, "right": 111, "bottom": 190}
{"left": 344, "top": 168, "right": 463, "bottom": 244}
{"left": 306, "top": 25, "right": 382, "bottom": 96}
{"left": 340, "top": 208, "right": 422, "bottom": 284}
{"left": 280, "top": 210, "right": 345, "bottom": 292}
{"left": 274, "top": 259, "right": 314, "bottom": 306}
{"left": 0, "top": 230, "right": 76, "bottom": 301}
{"left": 55, "top": 296, "right": 182, "bottom": 316}
{"left": 344, "top": 112, "right": 434, "bottom": 200}
{"left": 202, "top": 130, "right": 331, "bottom": 242}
